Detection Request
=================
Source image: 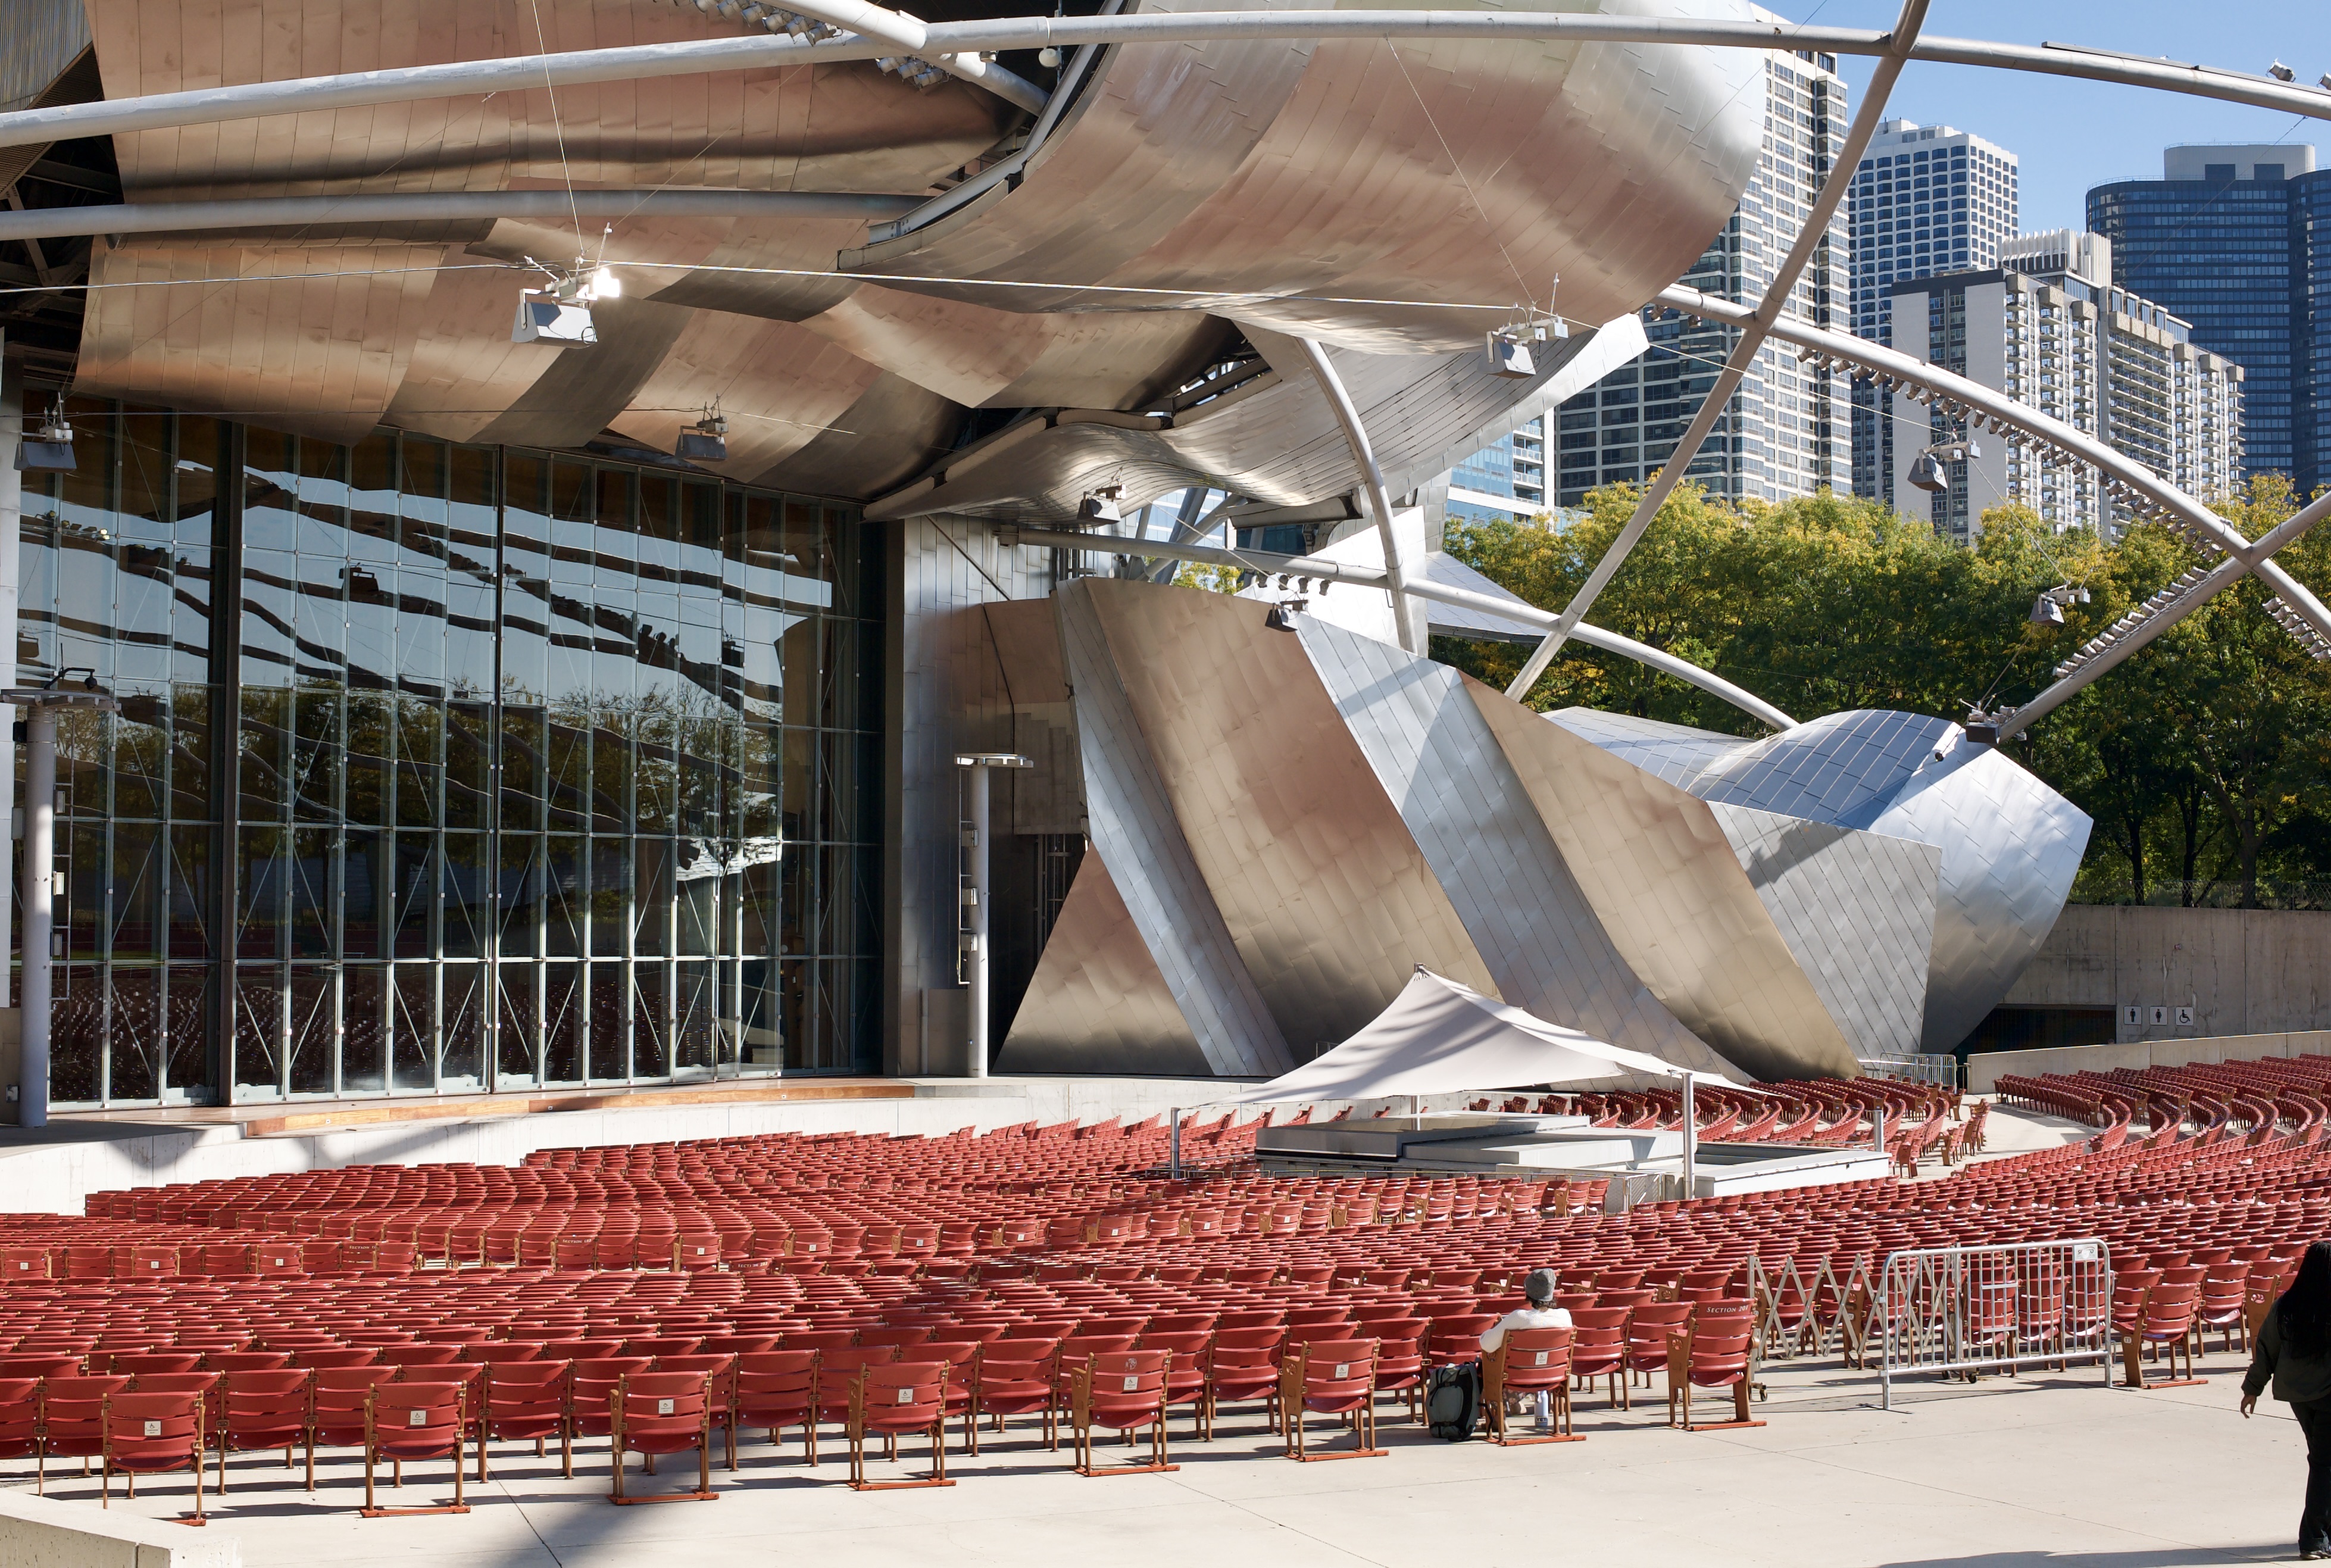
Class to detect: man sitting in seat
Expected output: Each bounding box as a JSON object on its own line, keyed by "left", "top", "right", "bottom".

{"left": 1482, "top": 1269, "right": 1572, "bottom": 1433}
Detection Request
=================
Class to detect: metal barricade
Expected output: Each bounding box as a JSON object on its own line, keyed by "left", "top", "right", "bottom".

{"left": 1856, "top": 1054, "right": 1961, "bottom": 1089}
{"left": 1877, "top": 1239, "right": 2113, "bottom": 1409}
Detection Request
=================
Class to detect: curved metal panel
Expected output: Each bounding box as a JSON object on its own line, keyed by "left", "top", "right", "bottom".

{"left": 746, "top": 370, "right": 960, "bottom": 498}
{"left": 1458, "top": 674, "right": 1855, "bottom": 1079}
{"left": 1296, "top": 615, "right": 1749, "bottom": 1078}
{"left": 1055, "top": 579, "right": 1293, "bottom": 1075}
{"left": 1864, "top": 748, "right": 2091, "bottom": 1054}
{"left": 1080, "top": 578, "right": 1496, "bottom": 1051}
{"left": 473, "top": 294, "right": 695, "bottom": 451}
{"left": 74, "top": 239, "right": 442, "bottom": 443}
{"left": 603, "top": 311, "right": 883, "bottom": 474}
{"left": 848, "top": 0, "right": 1766, "bottom": 353}
{"left": 1704, "top": 802, "right": 1939, "bottom": 1061}
{"left": 998, "top": 852, "right": 1214, "bottom": 1076}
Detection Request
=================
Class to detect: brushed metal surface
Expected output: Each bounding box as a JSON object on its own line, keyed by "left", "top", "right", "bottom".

{"left": 1461, "top": 673, "right": 1857, "bottom": 1079}
{"left": 846, "top": 0, "right": 1764, "bottom": 354}
{"left": 1079, "top": 577, "right": 1493, "bottom": 1053}
{"left": 1705, "top": 801, "right": 1938, "bottom": 1060}
{"left": 1550, "top": 705, "right": 2092, "bottom": 1055}
{"left": 997, "top": 851, "right": 1214, "bottom": 1076}
{"left": 602, "top": 310, "right": 883, "bottom": 477}
{"left": 1056, "top": 579, "right": 1294, "bottom": 1075}
{"left": 1298, "top": 614, "right": 1748, "bottom": 1078}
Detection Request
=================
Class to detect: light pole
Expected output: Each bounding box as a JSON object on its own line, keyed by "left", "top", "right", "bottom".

{"left": 4, "top": 676, "right": 117, "bottom": 1127}
{"left": 953, "top": 752, "right": 1030, "bottom": 1079}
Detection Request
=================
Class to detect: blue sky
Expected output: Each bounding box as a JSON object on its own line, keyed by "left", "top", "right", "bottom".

{"left": 1809, "top": 1, "right": 2324, "bottom": 229}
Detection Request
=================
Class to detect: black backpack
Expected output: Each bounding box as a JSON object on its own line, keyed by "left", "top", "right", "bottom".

{"left": 1425, "top": 1361, "right": 1479, "bottom": 1441}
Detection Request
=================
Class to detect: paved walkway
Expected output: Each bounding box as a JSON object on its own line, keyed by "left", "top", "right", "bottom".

{"left": 10, "top": 1358, "right": 2299, "bottom": 1568}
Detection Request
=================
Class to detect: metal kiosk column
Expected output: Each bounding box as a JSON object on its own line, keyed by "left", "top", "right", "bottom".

{"left": 5, "top": 677, "right": 118, "bottom": 1127}
{"left": 954, "top": 752, "right": 1031, "bottom": 1079}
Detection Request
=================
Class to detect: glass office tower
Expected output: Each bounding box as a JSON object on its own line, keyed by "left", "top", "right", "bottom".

{"left": 2088, "top": 146, "right": 2327, "bottom": 493}
{"left": 18, "top": 406, "right": 885, "bottom": 1106}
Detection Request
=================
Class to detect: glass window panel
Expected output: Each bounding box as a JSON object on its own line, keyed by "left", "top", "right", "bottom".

{"left": 241, "top": 548, "right": 297, "bottom": 684}
{"left": 589, "top": 840, "right": 631, "bottom": 957}
{"left": 345, "top": 692, "right": 391, "bottom": 826}
{"left": 740, "top": 861, "right": 779, "bottom": 958}
{"left": 113, "top": 694, "right": 170, "bottom": 822}
{"left": 172, "top": 418, "right": 221, "bottom": 549}
{"left": 441, "top": 965, "right": 485, "bottom": 1089}
{"left": 631, "top": 961, "right": 669, "bottom": 1079}
{"left": 288, "top": 966, "right": 335, "bottom": 1094}
{"left": 499, "top": 835, "right": 543, "bottom": 958}
{"left": 63, "top": 822, "right": 102, "bottom": 963}
{"left": 165, "top": 964, "right": 214, "bottom": 1101}
{"left": 239, "top": 691, "right": 291, "bottom": 824}
{"left": 779, "top": 958, "right": 809, "bottom": 1072}
{"left": 543, "top": 962, "right": 585, "bottom": 1084}
{"left": 738, "top": 724, "right": 779, "bottom": 841}
{"left": 545, "top": 835, "right": 587, "bottom": 957}
{"left": 171, "top": 547, "right": 212, "bottom": 685}
{"left": 780, "top": 614, "right": 818, "bottom": 729}
{"left": 819, "top": 616, "right": 859, "bottom": 730}
{"left": 782, "top": 728, "right": 813, "bottom": 845}
{"left": 345, "top": 563, "right": 398, "bottom": 690}
{"left": 237, "top": 827, "right": 288, "bottom": 960}
{"left": 545, "top": 720, "right": 590, "bottom": 832}
{"left": 106, "top": 968, "right": 163, "bottom": 1102}
{"left": 818, "top": 729, "right": 861, "bottom": 845}
{"left": 288, "top": 827, "right": 336, "bottom": 960}
{"left": 632, "top": 838, "right": 671, "bottom": 957}
{"left": 498, "top": 964, "right": 539, "bottom": 1086}
{"left": 395, "top": 699, "right": 443, "bottom": 829}
{"left": 588, "top": 964, "right": 627, "bottom": 1079}
{"left": 395, "top": 569, "right": 446, "bottom": 697}
{"left": 295, "top": 436, "right": 351, "bottom": 557}
{"left": 242, "top": 429, "right": 297, "bottom": 549}
{"left": 445, "top": 702, "right": 492, "bottom": 830}
{"left": 51, "top": 964, "right": 104, "bottom": 1104}
{"left": 500, "top": 708, "right": 545, "bottom": 831}
{"left": 674, "top": 961, "right": 715, "bottom": 1073}
{"left": 824, "top": 510, "right": 862, "bottom": 619}
{"left": 168, "top": 683, "right": 212, "bottom": 821}
{"left": 345, "top": 828, "right": 387, "bottom": 958}
{"left": 292, "top": 554, "right": 348, "bottom": 683}
{"left": 389, "top": 835, "right": 433, "bottom": 959}
{"left": 446, "top": 570, "right": 496, "bottom": 702}
{"left": 633, "top": 730, "right": 676, "bottom": 835}
{"left": 780, "top": 838, "right": 808, "bottom": 956}
{"left": 589, "top": 720, "right": 631, "bottom": 833}
{"left": 168, "top": 825, "right": 214, "bottom": 961}
{"left": 342, "top": 965, "right": 388, "bottom": 1092}
{"left": 677, "top": 848, "right": 718, "bottom": 957}
{"left": 290, "top": 689, "right": 342, "bottom": 823}
{"left": 740, "top": 953, "right": 780, "bottom": 1071}
{"left": 233, "top": 967, "right": 286, "bottom": 1097}
{"left": 442, "top": 832, "right": 490, "bottom": 960}
{"left": 392, "top": 965, "right": 435, "bottom": 1088}
{"left": 109, "top": 822, "right": 165, "bottom": 961}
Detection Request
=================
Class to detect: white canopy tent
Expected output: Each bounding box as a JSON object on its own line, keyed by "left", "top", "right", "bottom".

{"left": 1230, "top": 968, "right": 1745, "bottom": 1105}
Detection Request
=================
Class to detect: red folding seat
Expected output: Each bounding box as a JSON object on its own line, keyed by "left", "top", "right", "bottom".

{"left": 309, "top": 1367, "right": 401, "bottom": 1487}
{"left": 1666, "top": 1317, "right": 1761, "bottom": 1432}
{"left": 1066, "top": 1350, "right": 1174, "bottom": 1477}
{"left": 1482, "top": 1327, "right": 1579, "bottom": 1445}
{"left": 568, "top": 1357, "right": 655, "bottom": 1464}
{"left": 1279, "top": 1341, "right": 1383, "bottom": 1462}
{"left": 610, "top": 1371, "right": 718, "bottom": 1504}
{"left": 1201, "top": 1329, "right": 1283, "bottom": 1438}
{"left": 362, "top": 1384, "right": 470, "bottom": 1517}
{"left": 99, "top": 1391, "right": 206, "bottom": 1520}
{"left": 216, "top": 1370, "right": 313, "bottom": 1492}
{"left": 479, "top": 1360, "right": 573, "bottom": 1479}
{"left": 38, "top": 1374, "right": 129, "bottom": 1490}
{"left": 843, "top": 1362, "right": 952, "bottom": 1490}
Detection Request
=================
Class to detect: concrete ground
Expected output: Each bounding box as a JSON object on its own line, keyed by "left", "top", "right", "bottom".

{"left": 8, "top": 1351, "right": 2301, "bottom": 1568}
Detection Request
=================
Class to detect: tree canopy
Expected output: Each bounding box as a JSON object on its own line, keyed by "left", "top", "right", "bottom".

{"left": 1436, "top": 477, "right": 2331, "bottom": 909}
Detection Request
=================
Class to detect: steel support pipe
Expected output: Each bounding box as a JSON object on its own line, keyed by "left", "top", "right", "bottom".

{"left": 1655, "top": 285, "right": 2331, "bottom": 651}
{"left": 0, "top": 188, "right": 924, "bottom": 245}
{"left": 1502, "top": 0, "right": 1932, "bottom": 701}
{"left": 1004, "top": 526, "right": 1795, "bottom": 730}
{"left": 1298, "top": 339, "right": 1415, "bottom": 654}
{"left": 0, "top": 16, "right": 2325, "bottom": 155}
{"left": 17, "top": 708, "right": 52, "bottom": 1130}
{"left": 1996, "top": 489, "right": 2331, "bottom": 739}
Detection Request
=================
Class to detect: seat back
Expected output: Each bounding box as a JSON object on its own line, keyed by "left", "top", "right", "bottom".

{"left": 615, "top": 1372, "right": 710, "bottom": 1447}
{"left": 368, "top": 1383, "right": 464, "bottom": 1454}
{"left": 379, "top": 1344, "right": 461, "bottom": 1369}
{"left": 1296, "top": 1341, "right": 1378, "bottom": 1400}
{"left": 0, "top": 1378, "right": 40, "bottom": 1457}
{"left": 853, "top": 1362, "right": 947, "bottom": 1429}
{"left": 1685, "top": 1321, "right": 1754, "bottom": 1385}
{"left": 42, "top": 1375, "right": 130, "bottom": 1451}
{"left": 1076, "top": 1350, "right": 1170, "bottom": 1420}
{"left": 2144, "top": 1282, "right": 2202, "bottom": 1334}
{"left": 1492, "top": 1327, "right": 1572, "bottom": 1391}
{"left": 110, "top": 1351, "right": 204, "bottom": 1377}
{"left": 223, "top": 1369, "right": 313, "bottom": 1438}
{"left": 104, "top": 1392, "right": 202, "bottom": 1471}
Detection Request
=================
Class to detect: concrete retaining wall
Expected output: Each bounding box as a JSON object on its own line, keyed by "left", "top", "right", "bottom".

{"left": 0, "top": 1489, "right": 239, "bottom": 1567}
{"left": 2004, "top": 905, "right": 2331, "bottom": 1044}
{"left": 1967, "top": 1031, "right": 2331, "bottom": 1094}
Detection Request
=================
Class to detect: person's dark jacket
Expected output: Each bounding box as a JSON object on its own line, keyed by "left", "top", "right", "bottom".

{"left": 2245, "top": 1306, "right": 2331, "bottom": 1404}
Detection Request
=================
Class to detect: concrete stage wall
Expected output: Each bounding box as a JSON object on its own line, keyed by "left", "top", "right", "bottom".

{"left": 1967, "top": 1030, "right": 2331, "bottom": 1094}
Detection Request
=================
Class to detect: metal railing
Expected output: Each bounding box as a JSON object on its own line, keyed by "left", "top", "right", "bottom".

{"left": 1876, "top": 1239, "right": 2114, "bottom": 1408}
{"left": 1857, "top": 1054, "right": 1960, "bottom": 1089}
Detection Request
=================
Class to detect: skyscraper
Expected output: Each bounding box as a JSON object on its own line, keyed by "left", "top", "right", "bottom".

{"left": 1889, "top": 230, "right": 2243, "bottom": 540}
{"left": 1548, "top": 48, "right": 1853, "bottom": 508}
{"left": 2088, "top": 145, "right": 2325, "bottom": 494}
{"left": 1847, "top": 120, "right": 2021, "bottom": 508}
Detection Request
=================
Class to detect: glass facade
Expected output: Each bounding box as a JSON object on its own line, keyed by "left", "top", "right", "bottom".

{"left": 2088, "top": 168, "right": 2329, "bottom": 495}
{"left": 17, "top": 407, "right": 885, "bottom": 1106}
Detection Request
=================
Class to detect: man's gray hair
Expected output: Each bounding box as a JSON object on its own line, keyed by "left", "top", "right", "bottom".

{"left": 1523, "top": 1268, "right": 1558, "bottom": 1305}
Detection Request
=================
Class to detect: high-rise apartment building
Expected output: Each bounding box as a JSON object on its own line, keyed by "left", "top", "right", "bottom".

{"left": 1847, "top": 120, "right": 2020, "bottom": 507}
{"left": 2088, "top": 145, "right": 2326, "bottom": 494}
{"left": 1446, "top": 418, "right": 1546, "bottom": 524}
{"left": 1889, "top": 231, "right": 2243, "bottom": 539}
{"left": 1546, "top": 47, "right": 1852, "bottom": 508}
